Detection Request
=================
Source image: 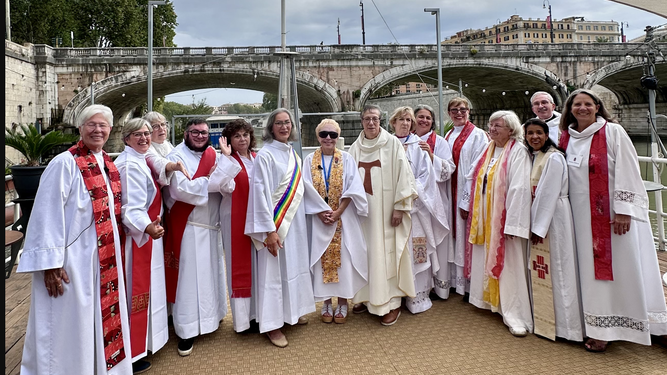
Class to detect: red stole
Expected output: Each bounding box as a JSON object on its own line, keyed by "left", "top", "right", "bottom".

{"left": 68, "top": 141, "right": 126, "bottom": 370}
{"left": 164, "top": 147, "right": 217, "bottom": 302}
{"left": 425, "top": 130, "right": 437, "bottom": 153}
{"left": 446, "top": 121, "right": 475, "bottom": 235}
{"left": 229, "top": 152, "right": 255, "bottom": 299}
{"left": 560, "top": 122, "right": 613, "bottom": 280}
{"left": 129, "top": 176, "right": 162, "bottom": 357}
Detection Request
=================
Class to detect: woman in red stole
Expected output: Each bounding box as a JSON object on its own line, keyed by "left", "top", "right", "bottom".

{"left": 559, "top": 89, "right": 667, "bottom": 352}
{"left": 219, "top": 119, "right": 259, "bottom": 334}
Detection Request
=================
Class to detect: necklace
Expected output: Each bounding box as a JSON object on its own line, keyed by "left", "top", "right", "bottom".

{"left": 321, "top": 152, "right": 334, "bottom": 203}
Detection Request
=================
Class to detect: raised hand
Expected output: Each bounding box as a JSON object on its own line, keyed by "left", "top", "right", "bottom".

{"left": 219, "top": 136, "right": 232, "bottom": 156}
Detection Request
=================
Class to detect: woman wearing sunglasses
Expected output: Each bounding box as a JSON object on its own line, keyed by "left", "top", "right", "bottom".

{"left": 303, "top": 119, "right": 368, "bottom": 324}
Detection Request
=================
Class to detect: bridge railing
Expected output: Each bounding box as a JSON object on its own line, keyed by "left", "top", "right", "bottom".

{"left": 39, "top": 43, "right": 656, "bottom": 59}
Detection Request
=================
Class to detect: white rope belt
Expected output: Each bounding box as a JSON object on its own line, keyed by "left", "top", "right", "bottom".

{"left": 186, "top": 221, "right": 220, "bottom": 231}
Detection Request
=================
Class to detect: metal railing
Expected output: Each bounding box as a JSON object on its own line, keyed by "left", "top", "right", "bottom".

{"left": 34, "top": 42, "right": 658, "bottom": 59}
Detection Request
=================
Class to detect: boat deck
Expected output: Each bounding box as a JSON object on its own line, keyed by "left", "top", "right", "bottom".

{"left": 5, "top": 253, "right": 667, "bottom": 375}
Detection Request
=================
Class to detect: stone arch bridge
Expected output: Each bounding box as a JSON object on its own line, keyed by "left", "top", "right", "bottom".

{"left": 18, "top": 42, "right": 667, "bottom": 134}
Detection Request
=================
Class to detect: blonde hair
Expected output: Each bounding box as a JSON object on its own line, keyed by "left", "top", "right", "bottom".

{"left": 315, "top": 119, "right": 341, "bottom": 135}
{"left": 388, "top": 106, "right": 416, "bottom": 133}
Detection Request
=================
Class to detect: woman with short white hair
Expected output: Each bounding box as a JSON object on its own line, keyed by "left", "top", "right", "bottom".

{"left": 465, "top": 110, "right": 533, "bottom": 337}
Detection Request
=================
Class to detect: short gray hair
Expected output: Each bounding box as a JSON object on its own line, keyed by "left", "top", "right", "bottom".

{"left": 263, "top": 108, "right": 299, "bottom": 142}
{"left": 76, "top": 104, "right": 113, "bottom": 129}
{"left": 361, "top": 104, "right": 382, "bottom": 119}
{"left": 530, "top": 91, "right": 555, "bottom": 105}
{"left": 489, "top": 110, "right": 524, "bottom": 142}
{"left": 122, "top": 118, "right": 151, "bottom": 144}
{"left": 143, "top": 111, "right": 166, "bottom": 124}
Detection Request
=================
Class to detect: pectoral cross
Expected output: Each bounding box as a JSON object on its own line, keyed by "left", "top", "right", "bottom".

{"left": 358, "top": 160, "right": 382, "bottom": 195}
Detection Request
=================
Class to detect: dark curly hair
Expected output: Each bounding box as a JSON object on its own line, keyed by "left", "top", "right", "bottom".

{"left": 222, "top": 119, "right": 256, "bottom": 152}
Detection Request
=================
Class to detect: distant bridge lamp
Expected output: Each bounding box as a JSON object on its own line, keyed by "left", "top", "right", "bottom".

{"left": 424, "top": 7, "right": 444, "bottom": 135}
{"left": 147, "top": 0, "right": 166, "bottom": 112}
{"left": 542, "top": 0, "right": 554, "bottom": 43}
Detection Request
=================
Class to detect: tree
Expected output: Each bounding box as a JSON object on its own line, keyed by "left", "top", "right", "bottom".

{"left": 262, "top": 93, "right": 278, "bottom": 112}
{"left": 161, "top": 99, "right": 213, "bottom": 145}
{"left": 226, "top": 103, "right": 264, "bottom": 114}
{"left": 9, "top": 0, "right": 178, "bottom": 48}
{"left": 595, "top": 36, "right": 610, "bottom": 43}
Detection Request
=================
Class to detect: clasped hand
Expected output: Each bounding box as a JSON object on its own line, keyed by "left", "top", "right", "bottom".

{"left": 317, "top": 210, "right": 339, "bottom": 225}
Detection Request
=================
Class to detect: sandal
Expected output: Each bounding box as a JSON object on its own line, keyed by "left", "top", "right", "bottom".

{"left": 321, "top": 303, "right": 333, "bottom": 323}
{"left": 334, "top": 304, "right": 348, "bottom": 324}
{"left": 584, "top": 338, "right": 609, "bottom": 353}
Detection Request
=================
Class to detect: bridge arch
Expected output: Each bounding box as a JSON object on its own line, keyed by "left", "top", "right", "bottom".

{"left": 63, "top": 65, "right": 341, "bottom": 125}
{"left": 359, "top": 59, "right": 567, "bottom": 120}
{"left": 583, "top": 58, "right": 667, "bottom": 104}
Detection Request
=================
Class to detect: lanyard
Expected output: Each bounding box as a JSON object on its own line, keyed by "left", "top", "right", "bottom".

{"left": 321, "top": 152, "right": 334, "bottom": 192}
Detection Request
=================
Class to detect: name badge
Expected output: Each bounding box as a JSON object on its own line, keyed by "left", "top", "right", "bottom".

{"left": 567, "top": 154, "right": 583, "bottom": 167}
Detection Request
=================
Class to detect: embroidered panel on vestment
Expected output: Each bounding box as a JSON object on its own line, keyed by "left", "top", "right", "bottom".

{"left": 584, "top": 313, "right": 649, "bottom": 332}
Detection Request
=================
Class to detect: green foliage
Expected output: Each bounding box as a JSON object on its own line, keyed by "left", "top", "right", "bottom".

{"left": 9, "top": 0, "right": 178, "bottom": 48}
{"left": 5, "top": 124, "right": 79, "bottom": 166}
{"left": 162, "top": 100, "right": 213, "bottom": 145}
{"left": 441, "top": 120, "right": 454, "bottom": 136}
{"left": 470, "top": 48, "right": 479, "bottom": 55}
{"left": 595, "top": 37, "right": 610, "bottom": 43}
{"left": 262, "top": 93, "right": 278, "bottom": 112}
{"left": 226, "top": 103, "right": 264, "bottom": 114}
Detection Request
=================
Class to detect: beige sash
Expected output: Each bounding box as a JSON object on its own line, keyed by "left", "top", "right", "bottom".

{"left": 529, "top": 147, "right": 559, "bottom": 341}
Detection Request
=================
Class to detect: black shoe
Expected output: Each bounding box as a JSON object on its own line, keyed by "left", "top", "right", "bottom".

{"left": 168, "top": 315, "right": 174, "bottom": 327}
{"left": 462, "top": 292, "right": 470, "bottom": 303}
{"left": 133, "top": 359, "right": 151, "bottom": 374}
{"left": 178, "top": 338, "right": 194, "bottom": 357}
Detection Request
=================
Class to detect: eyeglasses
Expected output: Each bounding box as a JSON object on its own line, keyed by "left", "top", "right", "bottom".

{"left": 84, "top": 122, "right": 110, "bottom": 130}
{"left": 488, "top": 123, "right": 507, "bottom": 129}
{"left": 188, "top": 130, "right": 209, "bottom": 137}
{"left": 362, "top": 117, "right": 380, "bottom": 123}
{"left": 274, "top": 120, "right": 291, "bottom": 127}
{"left": 449, "top": 108, "right": 469, "bottom": 114}
{"left": 318, "top": 131, "right": 339, "bottom": 139}
{"left": 151, "top": 122, "right": 167, "bottom": 130}
{"left": 130, "top": 131, "right": 151, "bottom": 139}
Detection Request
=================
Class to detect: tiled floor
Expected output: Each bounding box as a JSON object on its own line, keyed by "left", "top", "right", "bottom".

{"left": 5, "top": 253, "right": 667, "bottom": 375}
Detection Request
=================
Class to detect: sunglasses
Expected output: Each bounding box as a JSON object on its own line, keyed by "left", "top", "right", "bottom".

{"left": 318, "top": 131, "right": 339, "bottom": 139}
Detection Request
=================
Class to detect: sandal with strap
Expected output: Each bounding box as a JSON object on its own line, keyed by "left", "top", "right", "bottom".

{"left": 321, "top": 303, "right": 333, "bottom": 323}
{"left": 334, "top": 304, "right": 348, "bottom": 324}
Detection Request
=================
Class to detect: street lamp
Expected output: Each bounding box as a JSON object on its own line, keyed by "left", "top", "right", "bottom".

{"left": 360, "top": 1, "right": 366, "bottom": 45}
{"left": 147, "top": 0, "right": 166, "bottom": 112}
{"left": 424, "top": 8, "right": 444, "bottom": 135}
{"left": 496, "top": 18, "right": 501, "bottom": 44}
{"left": 543, "top": 0, "right": 554, "bottom": 43}
{"left": 620, "top": 22, "right": 629, "bottom": 43}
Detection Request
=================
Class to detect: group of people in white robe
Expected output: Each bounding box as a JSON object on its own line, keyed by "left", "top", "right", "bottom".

{"left": 16, "top": 87, "right": 667, "bottom": 374}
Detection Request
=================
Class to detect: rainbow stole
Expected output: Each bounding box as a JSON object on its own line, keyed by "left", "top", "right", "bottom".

{"left": 271, "top": 148, "right": 304, "bottom": 240}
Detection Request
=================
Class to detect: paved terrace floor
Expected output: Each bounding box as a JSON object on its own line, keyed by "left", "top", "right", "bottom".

{"left": 5, "top": 252, "right": 667, "bottom": 375}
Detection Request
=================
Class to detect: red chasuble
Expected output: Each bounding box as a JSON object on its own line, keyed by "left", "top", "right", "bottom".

{"left": 559, "top": 122, "right": 613, "bottom": 280}
{"left": 229, "top": 152, "right": 255, "bottom": 298}
{"left": 68, "top": 141, "right": 127, "bottom": 370}
{"left": 128, "top": 176, "right": 162, "bottom": 357}
{"left": 164, "top": 146, "right": 217, "bottom": 302}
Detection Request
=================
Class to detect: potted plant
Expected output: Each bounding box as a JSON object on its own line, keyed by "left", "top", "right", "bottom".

{"left": 5, "top": 123, "right": 78, "bottom": 203}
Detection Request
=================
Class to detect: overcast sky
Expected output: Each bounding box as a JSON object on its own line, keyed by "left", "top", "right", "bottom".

{"left": 164, "top": 0, "right": 665, "bottom": 106}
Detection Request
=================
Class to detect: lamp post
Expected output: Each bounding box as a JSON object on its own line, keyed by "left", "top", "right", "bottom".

{"left": 496, "top": 18, "right": 501, "bottom": 44}
{"left": 424, "top": 8, "right": 443, "bottom": 135}
{"left": 147, "top": 0, "right": 166, "bottom": 112}
{"left": 360, "top": 1, "right": 366, "bottom": 45}
{"left": 543, "top": 0, "right": 554, "bottom": 43}
{"left": 620, "top": 22, "right": 629, "bottom": 43}
{"left": 337, "top": 18, "right": 341, "bottom": 44}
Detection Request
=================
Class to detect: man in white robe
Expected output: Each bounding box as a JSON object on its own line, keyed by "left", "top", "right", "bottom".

{"left": 564, "top": 116, "right": 667, "bottom": 347}
{"left": 163, "top": 119, "right": 240, "bottom": 356}
{"left": 17, "top": 105, "right": 133, "bottom": 375}
{"left": 530, "top": 91, "right": 561, "bottom": 145}
{"left": 349, "top": 104, "right": 417, "bottom": 325}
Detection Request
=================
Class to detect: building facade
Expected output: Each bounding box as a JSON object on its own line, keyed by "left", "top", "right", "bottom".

{"left": 444, "top": 15, "right": 621, "bottom": 44}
